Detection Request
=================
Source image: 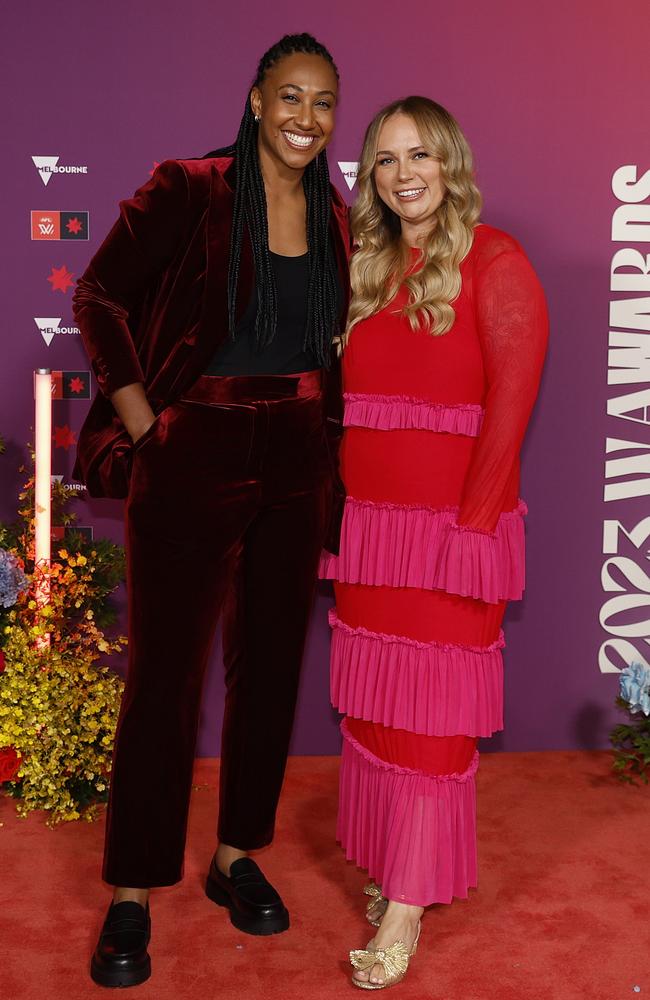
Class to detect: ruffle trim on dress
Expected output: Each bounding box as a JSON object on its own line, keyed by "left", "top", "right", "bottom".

{"left": 343, "top": 393, "right": 483, "bottom": 436}
{"left": 329, "top": 610, "right": 504, "bottom": 738}
{"left": 319, "top": 498, "right": 527, "bottom": 604}
{"left": 337, "top": 720, "right": 478, "bottom": 906}
{"left": 341, "top": 719, "right": 480, "bottom": 780}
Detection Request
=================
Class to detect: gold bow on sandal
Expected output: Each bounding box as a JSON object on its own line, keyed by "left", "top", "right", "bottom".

{"left": 363, "top": 882, "right": 388, "bottom": 928}
{"left": 349, "top": 922, "right": 421, "bottom": 991}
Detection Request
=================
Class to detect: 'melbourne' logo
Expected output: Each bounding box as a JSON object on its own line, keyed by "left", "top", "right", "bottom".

{"left": 34, "top": 318, "right": 80, "bottom": 346}
{"left": 51, "top": 474, "right": 86, "bottom": 493}
{"left": 32, "top": 156, "right": 88, "bottom": 187}
{"left": 31, "top": 211, "right": 89, "bottom": 240}
{"left": 338, "top": 161, "right": 359, "bottom": 191}
{"left": 34, "top": 318, "right": 61, "bottom": 346}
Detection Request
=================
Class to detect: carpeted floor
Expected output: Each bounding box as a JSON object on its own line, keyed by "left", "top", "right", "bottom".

{"left": 1, "top": 751, "right": 648, "bottom": 1000}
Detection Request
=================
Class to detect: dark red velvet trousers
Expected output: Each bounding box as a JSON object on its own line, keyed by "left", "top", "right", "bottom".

{"left": 103, "top": 371, "right": 331, "bottom": 887}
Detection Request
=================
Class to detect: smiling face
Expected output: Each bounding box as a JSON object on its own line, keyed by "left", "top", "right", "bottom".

{"left": 250, "top": 52, "right": 338, "bottom": 174}
{"left": 373, "top": 112, "right": 445, "bottom": 242}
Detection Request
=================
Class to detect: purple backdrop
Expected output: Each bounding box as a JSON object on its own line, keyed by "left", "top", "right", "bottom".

{"left": 3, "top": 1, "right": 649, "bottom": 755}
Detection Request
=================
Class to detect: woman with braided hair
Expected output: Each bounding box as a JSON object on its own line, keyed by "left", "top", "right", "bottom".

{"left": 72, "top": 33, "right": 349, "bottom": 988}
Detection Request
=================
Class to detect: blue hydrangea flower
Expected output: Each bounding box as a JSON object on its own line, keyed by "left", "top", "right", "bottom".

{"left": 0, "top": 548, "right": 29, "bottom": 608}
{"left": 620, "top": 662, "right": 650, "bottom": 717}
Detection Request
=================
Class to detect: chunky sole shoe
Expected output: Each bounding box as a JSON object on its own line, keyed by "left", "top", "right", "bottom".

{"left": 205, "top": 872, "right": 290, "bottom": 936}
{"left": 90, "top": 900, "right": 152, "bottom": 989}
{"left": 90, "top": 953, "right": 152, "bottom": 989}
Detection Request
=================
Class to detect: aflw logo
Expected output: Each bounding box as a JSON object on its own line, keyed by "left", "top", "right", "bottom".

{"left": 32, "top": 156, "right": 88, "bottom": 186}
{"left": 30, "top": 211, "right": 89, "bottom": 241}
{"left": 338, "top": 161, "right": 359, "bottom": 191}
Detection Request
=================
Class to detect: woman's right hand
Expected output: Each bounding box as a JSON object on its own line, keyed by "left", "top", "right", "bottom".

{"left": 109, "top": 382, "right": 157, "bottom": 445}
{"left": 130, "top": 416, "right": 157, "bottom": 446}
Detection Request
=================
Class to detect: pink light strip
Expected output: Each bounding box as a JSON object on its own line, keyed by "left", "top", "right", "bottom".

{"left": 34, "top": 369, "right": 51, "bottom": 641}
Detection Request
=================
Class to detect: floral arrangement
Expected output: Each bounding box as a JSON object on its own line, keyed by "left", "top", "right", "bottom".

{"left": 0, "top": 549, "right": 28, "bottom": 610}
{"left": 610, "top": 662, "right": 650, "bottom": 785}
{"left": 0, "top": 451, "right": 126, "bottom": 823}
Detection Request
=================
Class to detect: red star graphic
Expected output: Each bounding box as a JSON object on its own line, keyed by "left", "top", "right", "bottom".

{"left": 66, "top": 217, "right": 83, "bottom": 235}
{"left": 148, "top": 161, "right": 161, "bottom": 176}
{"left": 47, "top": 264, "right": 75, "bottom": 294}
{"left": 53, "top": 425, "right": 77, "bottom": 450}
{"left": 68, "top": 376, "right": 85, "bottom": 394}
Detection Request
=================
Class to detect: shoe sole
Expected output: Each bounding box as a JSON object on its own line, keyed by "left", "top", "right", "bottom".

{"left": 90, "top": 955, "right": 151, "bottom": 989}
{"left": 205, "top": 876, "right": 290, "bottom": 936}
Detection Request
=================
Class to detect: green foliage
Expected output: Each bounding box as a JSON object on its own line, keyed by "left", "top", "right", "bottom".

{"left": 610, "top": 696, "right": 650, "bottom": 785}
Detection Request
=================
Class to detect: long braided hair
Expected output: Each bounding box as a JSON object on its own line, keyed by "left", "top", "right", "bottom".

{"left": 204, "top": 33, "right": 340, "bottom": 366}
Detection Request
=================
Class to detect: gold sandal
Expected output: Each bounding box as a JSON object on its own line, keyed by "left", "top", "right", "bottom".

{"left": 349, "top": 921, "right": 421, "bottom": 991}
{"left": 363, "top": 882, "right": 388, "bottom": 928}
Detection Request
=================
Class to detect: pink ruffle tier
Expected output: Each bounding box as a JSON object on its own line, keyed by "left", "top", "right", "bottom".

{"left": 319, "top": 498, "right": 527, "bottom": 604}
{"left": 329, "top": 610, "right": 504, "bottom": 737}
{"left": 338, "top": 719, "right": 478, "bottom": 906}
{"left": 343, "top": 393, "right": 484, "bottom": 436}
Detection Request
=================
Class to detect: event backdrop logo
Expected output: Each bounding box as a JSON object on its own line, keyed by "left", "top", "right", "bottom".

{"left": 31, "top": 156, "right": 88, "bottom": 187}
{"left": 51, "top": 525, "right": 94, "bottom": 541}
{"left": 599, "top": 163, "right": 650, "bottom": 676}
{"left": 31, "top": 211, "right": 89, "bottom": 241}
{"left": 338, "top": 161, "right": 359, "bottom": 191}
{"left": 51, "top": 370, "right": 90, "bottom": 399}
{"left": 48, "top": 265, "right": 75, "bottom": 293}
{"left": 51, "top": 475, "right": 86, "bottom": 492}
{"left": 31, "top": 369, "right": 90, "bottom": 397}
{"left": 34, "top": 318, "right": 80, "bottom": 346}
{"left": 53, "top": 424, "right": 77, "bottom": 450}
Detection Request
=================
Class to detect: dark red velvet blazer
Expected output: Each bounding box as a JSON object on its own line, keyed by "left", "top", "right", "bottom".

{"left": 72, "top": 156, "right": 351, "bottom": 500}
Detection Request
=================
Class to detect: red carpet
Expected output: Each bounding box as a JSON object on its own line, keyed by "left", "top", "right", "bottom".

{"left": 1, "top": 751, "right": 648, "bottom": 1000}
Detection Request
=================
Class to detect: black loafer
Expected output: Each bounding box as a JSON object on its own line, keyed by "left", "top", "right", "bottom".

{"left": 90, "top": 900, "right": 151, "bottom": 988}
{"left": 205, "top": 856, "right": 290, "bottom": 935}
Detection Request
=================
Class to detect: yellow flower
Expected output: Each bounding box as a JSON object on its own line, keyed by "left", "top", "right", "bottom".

{"left": 0, "top": 511, "right": 125, "bottom": 824}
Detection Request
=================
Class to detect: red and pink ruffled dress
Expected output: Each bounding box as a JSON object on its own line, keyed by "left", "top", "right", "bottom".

{"left": 320, "top": 225, "right": 548, "bottom": 906}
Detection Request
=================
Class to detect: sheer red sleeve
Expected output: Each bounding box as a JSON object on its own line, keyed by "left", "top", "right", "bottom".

{"left": 458, "top": 243, "right": 549, "bottom": 533}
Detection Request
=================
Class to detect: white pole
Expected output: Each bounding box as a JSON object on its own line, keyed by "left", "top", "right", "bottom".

{"left": 34, "top": 369, "right": 52, "bottom": 639}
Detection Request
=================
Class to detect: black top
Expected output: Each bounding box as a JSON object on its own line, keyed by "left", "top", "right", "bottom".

{"left": 205, "top": 251, "right": 330, "bottom": 376}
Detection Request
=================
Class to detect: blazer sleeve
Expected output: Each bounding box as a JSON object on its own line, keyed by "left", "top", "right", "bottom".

{"left": 72, "top": 159, "right": 191, "bottom": 398}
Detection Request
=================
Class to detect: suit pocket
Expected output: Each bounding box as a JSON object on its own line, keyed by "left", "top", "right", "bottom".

{"left": 132, "top": 411, "right": 165, "bottom": 454}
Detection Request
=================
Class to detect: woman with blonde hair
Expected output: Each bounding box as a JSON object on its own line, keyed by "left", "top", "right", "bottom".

{"left": 320, "top": 96, "right": 548, "bottom": 988}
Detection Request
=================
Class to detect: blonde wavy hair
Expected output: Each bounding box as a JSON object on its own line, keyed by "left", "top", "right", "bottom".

{"left": 342, "top": 96, "right": 482, "bottom": 346}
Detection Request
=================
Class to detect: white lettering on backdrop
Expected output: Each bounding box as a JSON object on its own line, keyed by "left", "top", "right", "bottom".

{"left": 600, "top": 166, "right": 650, "bottom": 673}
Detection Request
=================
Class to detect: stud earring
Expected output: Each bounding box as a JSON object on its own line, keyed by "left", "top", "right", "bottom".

{"left": 254, "top": 114, "right": 261, "bottom": 123}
